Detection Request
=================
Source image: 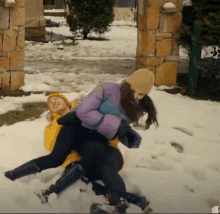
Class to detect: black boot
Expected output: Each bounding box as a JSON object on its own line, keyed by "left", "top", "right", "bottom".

{"left": 43, "top": 163, "right": 85, "bottom": 198}
{"left": 107, "top": 192, "right": 129, "bottom": 213}
{"left": 124, "top": 192, "right": 149, "bottom": 211}
{"left": 5, "top": 160, "right": 41, "bottom": 181}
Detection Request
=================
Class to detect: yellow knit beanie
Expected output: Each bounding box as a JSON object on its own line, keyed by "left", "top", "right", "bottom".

{"left": 47, "top": 93, "right": 72, "bottom": 111}
{"left": 126, "top": 68, "right": 155, "bottom": 94}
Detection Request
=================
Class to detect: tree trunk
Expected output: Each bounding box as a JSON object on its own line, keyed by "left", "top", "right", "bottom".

{"left": 83, "top": 32, "right": 88, "bottom": 39}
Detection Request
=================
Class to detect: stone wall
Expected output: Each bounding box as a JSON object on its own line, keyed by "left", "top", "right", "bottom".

{"left": 25, "top": 0, "right": 46, "bottom": 40}
{"left": 0, "top": 0, "right": 25, "bottom": 90}
{"left": 136, "top": 0, "right": 182, "bottom": 86}
{"left": 114, "top": 7, "right": 137, "bottom": 21}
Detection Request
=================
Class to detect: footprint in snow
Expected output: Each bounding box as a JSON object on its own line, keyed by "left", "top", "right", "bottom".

{"left": 170, "top": 142, "right": 184, "bottom": 153}
{"left": 206, "top": 198, "right": 220, "bottom": 209}
{"left": 184, "top": 168, "right": 207, "bottom": 180}
{"left": 207, "top": 163, "right": 220, "bottom": 173}
{"left": 191, "top": 123, "right": 204, "bottom": 129}
{"left": 172, "top": 126, "right": 194, "bottom": 136}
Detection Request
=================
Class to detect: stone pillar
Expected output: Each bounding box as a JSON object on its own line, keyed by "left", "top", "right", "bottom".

{"left": 136, "top": 0, "right": 182, "bottom": 86}
{"left": 0, "top": 0, "right": 25, "bottom": 91}
{"left": 25, "top": 0, "right": 46, "bottom": 40}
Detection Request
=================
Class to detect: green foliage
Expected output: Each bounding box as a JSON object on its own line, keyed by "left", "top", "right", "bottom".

{"left": 179, "top": 0, "right": 220, "bottom": 51}
{"left": 66, "top": 0, "right": 115, "bottom": 38}
{"left": 197, "top": 57, "right": 220, "bottom": 100}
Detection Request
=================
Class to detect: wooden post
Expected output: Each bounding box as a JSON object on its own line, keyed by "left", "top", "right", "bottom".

{"left": 187, "top": 22, "right": 202, "bottom": 96}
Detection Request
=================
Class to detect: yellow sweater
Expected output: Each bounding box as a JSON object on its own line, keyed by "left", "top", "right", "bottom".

{"left": 44, "top": 102, "right": 121, "bottom": 168}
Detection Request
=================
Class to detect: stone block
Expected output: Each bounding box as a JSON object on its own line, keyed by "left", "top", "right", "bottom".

{"left": 25, "top": 27, "right": 45, "bottom": 40}
{"left": 138, "top": 0, "right": 147, "bottom": 16}
{"left": 3, "top": 29, "right": 17, "bottom": 51}
{"left": 156, "top": 38, "right": 172, "bottom": 56}
{"left": 138, "top": 15, "right": 147, "bottom": 31}
{"left": 160, "top": 12, "right": 182, "bottom": 33}
{"left": 10, "top": 71, "right": 25, "bottom": 90}
{"left": 1, "top": 71, "right": 10, "bottom": 90}
{"left": 16, "top": 26, "right": 25, "bottom": 51}
{"left": 135, "top": 58, "right": 157, "bottom": 74}
{"left": 10, "top": 52, "right": 25, "bottom": 70}
{"left": 0, "top": 7, "right": 9, "bottom": 30}
{"left": 156, "top": 32, "right": 172, "bottom": 40}
{"left": 136, "top": 58, "right": 147, "bottom": 70}
{"left": 0, "top": 67, "right": 6, "bottom": 72}
{"left": 168, "top": 0, "right": 180, "bottom": 3}
{"left": 161, "top": 7, "right": 179, "bottom": 13}
{"left": 165, "top": 55, "right": 179, "bottom": 62}
{"left": 15, "top": 0, "right": 25, "bottom": 7}
{"left": 136, "top": 57, "right": 147, "bottom": 69}
{"left": 147, "top": 57, "right": 160, "bottom": 66}
{"left": 160, "top": 57, "right": 165, "bottom": 64}
{"left": 137, "top": 30, "right": 155, "bottom": 57}
{"left": 0, "top": 51, "right": 10, "bottom": 58}
{"left": 5, "top": 0, "right": 16, "bottom": 7}
{"left": 0, "top": 57, "right": 9, "bottom": 69}
{"left": 155, "top": 62, "right": 178, "bottom": 86}
{"left": 148, "top": 67, "right": 156, "bottom": 74}
{"left": 0, "top": 33, "right": 2, "bottom": 51}
{"left": 172, "top": 34, "right": 180, "bottom": 55}
{"left": 11, "top": 7, "right": 25, "bottom": 26}
{"left": 147, "top": 5, "right": 160, "bottom": 30}
{"left": 11, "top": 26, "right": 18, "bottom": 31}
{"left": 40, "top": 16, "right": 46, "bottom": 27}
{"left": 148, "top": 0, "right": 166, "bottom": 6}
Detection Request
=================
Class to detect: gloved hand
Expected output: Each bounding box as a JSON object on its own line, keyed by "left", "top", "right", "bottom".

{"left": 117, "top": 120, "right": 142, "bottom": 148}
{"left": 110, "top": 120, "right": 131, "bottom": 140}
{"left": 57, "top": 111, "right": 80, "bottom": 125}
{"left": 118, "top": 119, "right": 132, "bottom": 136}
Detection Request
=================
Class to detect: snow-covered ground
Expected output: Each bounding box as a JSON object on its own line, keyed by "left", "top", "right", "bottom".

{"left": 0, "top": 18, "right": 220, "bottom": 213}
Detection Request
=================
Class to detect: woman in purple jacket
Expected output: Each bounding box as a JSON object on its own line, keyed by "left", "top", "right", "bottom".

{"left": 5, "top": 68, "right": 159, "bottom": 212}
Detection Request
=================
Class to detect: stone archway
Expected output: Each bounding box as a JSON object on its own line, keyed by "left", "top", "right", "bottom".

{"left": 0, "top": 0, "right": 182, "bottom": 91}
{"left": 136, "top": 0, "right": 183, "bottom": 87}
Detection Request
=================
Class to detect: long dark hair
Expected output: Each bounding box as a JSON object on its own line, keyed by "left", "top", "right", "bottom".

{"left": 120, "top": 80, "right": 159, "bottom": 129}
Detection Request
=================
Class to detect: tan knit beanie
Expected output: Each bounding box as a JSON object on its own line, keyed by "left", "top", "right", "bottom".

{"left": 47, "top": 93, "right": 72, "bottom": 111}
{"left": 126, "top": 68, "right": 155, "bottom": 94}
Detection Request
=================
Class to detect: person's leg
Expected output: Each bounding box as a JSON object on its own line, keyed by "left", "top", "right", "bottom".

{"left": 39, "top": 132, "right": 108, "bottom": 199}
{"left": 100, "top": 147, "right": 125, "bottom": 194}
{"left": 5, "top": 124, "right": 80, "bottom": 181}
{"left": 77, "top": 140, "right": 107, "bottom": 171}
{"left": 35, "top": 124, "right": 80, "bottom": 170}
{"left": 99, "top": 147, "right": 129, "bottom": 212}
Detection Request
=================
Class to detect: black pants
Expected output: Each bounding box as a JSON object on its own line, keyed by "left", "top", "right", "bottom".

{"left": 34, "top": 117, "right": 126, "bottom": 195}
{"left": 35, "top": 117, "right": 107, "bottom": 171}
{"left": 85, "top": 146, "right": 126, "bottom": 194}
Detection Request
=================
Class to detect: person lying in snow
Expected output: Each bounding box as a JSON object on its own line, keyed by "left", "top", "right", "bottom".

{"left": 42, "top": 93, "right": 150, "bottom": 211}
{"left": 5, "top": 68, "right": 159, "bottom": 213}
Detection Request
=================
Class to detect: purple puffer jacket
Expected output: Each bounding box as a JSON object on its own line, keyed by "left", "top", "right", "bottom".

{"left": 70, "top": 82, "right": 142, "bottom": 147}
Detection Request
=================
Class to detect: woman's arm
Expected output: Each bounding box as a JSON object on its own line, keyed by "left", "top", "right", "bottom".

{"left": 74, "top": 84, "right": 121, "bottom": 140}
